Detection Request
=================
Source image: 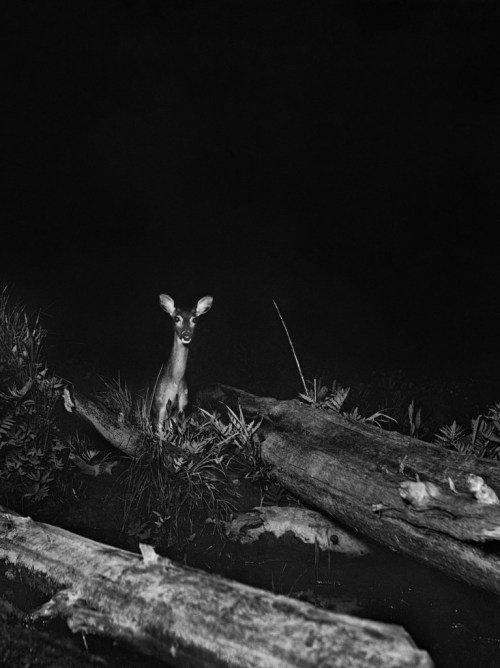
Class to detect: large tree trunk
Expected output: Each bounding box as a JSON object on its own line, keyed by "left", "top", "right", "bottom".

{"left": 199, "top": 385, "right": 500, "bottom": 596}
{"left": 0, "top": 507, "right": 433, "bottom": 668}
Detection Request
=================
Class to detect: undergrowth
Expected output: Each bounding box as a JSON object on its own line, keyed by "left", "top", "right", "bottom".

{"left": 274, "top": 299, "right": 500, "bottom": 458}
{"left": 100, "top": 379, "right": 266, "bottom": 546}
{"left": 3, "top": 286, "right": 499, "bottom": 551}
{"left": 434, "top": 404, "right": 500, "bottom": 460}
{"left": 297, "top": 373, "right": 500, "bottom": 459}
{"left": 299, "top": 377, "right": 397, "bottom": 428}
{"left": 0, "top": 287, "right": 68, "bottom": 509}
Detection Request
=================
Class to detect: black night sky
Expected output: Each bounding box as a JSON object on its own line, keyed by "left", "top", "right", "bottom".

{"left": 3, "top": 1, "right": 499, "bottom": 398}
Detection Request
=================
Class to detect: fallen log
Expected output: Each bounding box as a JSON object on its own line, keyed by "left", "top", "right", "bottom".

{"left": 62, "top": 383, "right": 500, "bottom": 593}
{"left": 0, "top": 507, "right": 433, "bottom": 668}
{"left": 63, "top": 387, "right": 144, "bottom": 457}
{"left": 200, "top": 385, "right": 500, "bottom": 595}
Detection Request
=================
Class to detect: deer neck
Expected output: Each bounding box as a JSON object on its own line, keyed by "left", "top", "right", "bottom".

{"left": 167, "top": 333, "right": 190, "bottom": 382}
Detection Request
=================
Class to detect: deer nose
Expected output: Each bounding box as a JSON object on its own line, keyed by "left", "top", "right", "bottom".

{"left": 180, "top": 332, "right": 192, "bottom": 343}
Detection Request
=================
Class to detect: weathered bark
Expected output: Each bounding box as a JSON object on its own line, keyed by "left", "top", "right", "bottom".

{"left": 200, "top": 385, "right": 500, "bottom": 595}
{"left": 63, "top": 388, "right": 144, "bottom": 457}
{"left": 0, "top": 507, "right": 433, "bottom": 668}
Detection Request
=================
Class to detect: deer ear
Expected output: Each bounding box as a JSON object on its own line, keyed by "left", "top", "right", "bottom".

{"left": 159, "top": 294, "right": 176, "bottom": 316}
{"left": 196, "top": 296, "right": 213, "bottom": 316}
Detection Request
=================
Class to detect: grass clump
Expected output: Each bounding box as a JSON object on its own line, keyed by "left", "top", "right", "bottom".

{"left": 124, "top": 408, "right": 263, "bottom": 546}
{"left": 96, "top": 378, "right": 264, "bottom": 546}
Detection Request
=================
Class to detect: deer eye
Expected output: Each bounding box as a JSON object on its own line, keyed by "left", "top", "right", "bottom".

{"left": 175, "top": 316, "right": 182, "bottom": 323}
{"left": 192, "top": 317, "right": 198, "bottom": 323}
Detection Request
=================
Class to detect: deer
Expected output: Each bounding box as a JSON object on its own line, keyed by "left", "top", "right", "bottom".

{"left": 151, "top": 294, "right": 213, "bottom": 431}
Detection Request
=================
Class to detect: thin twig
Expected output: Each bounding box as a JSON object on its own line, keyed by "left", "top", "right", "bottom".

{"left": 273, "top": 300, "right": 308, "bottom": 395}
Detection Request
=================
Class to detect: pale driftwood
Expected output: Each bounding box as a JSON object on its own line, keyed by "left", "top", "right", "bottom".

{"left": 0, "top": 507, "right": 433, "bottom": 668}
{"left": 225, "top": 506, "right": 371, "bottom": 556}
{"left": 200, "top": 385, "right": 500, "bottom": 595}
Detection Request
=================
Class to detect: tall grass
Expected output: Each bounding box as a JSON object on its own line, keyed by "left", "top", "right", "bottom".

{"left": 95, "top": 376, "right": 264, "bottom": 545}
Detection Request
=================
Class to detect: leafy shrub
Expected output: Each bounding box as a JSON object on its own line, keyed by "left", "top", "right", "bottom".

{"left": 435, "top": 404, "right": 500, "bottom": 460}
{"left": 0, "top": 287, "right": 68, "bottom": 509}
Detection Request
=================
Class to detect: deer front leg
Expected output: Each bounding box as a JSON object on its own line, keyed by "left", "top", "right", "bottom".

{"left": 151, "top": 395, "right": 167, "bottom": 432}
{"left": 177, "top": 379, "right": 189, "bottom": 415}
{"left": 152, "top": 377, "right": 179, "bottom": 431}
